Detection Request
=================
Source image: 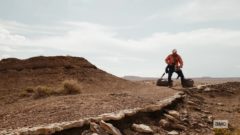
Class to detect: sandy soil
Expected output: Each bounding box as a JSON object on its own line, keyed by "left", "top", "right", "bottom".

{"left": 1, "top": 56, "right": 239, "bottom": 135}
{"left": 0, "top": 56, "right": 177, "bottom": 130}
{"left": 53, "top": 82, "right": 240, "bottom": 135}
{"left": 0, "top": 85, "right": 177, "bottom": 130}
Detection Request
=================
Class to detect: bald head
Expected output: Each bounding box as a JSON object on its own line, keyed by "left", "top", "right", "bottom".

{"left": 172, "top": 49, "right": 177, "bottom": 54}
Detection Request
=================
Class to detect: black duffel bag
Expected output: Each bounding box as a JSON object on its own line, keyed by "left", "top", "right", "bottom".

{"left": 182, "top": 79, "right": 194, "bottom": 87}
{"left": 156, "top": 73, "right": 170, "bottom": 86}
{"left": 156, "top": 78, "right": 169, "bottom": 86}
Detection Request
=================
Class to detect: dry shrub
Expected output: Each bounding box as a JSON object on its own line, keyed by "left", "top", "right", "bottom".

{"left": 25, "top": 87, "right": 34, "bottom": 93}
{"left": 19, "top": 87, "right": 34, "bottom": 97}
{"left": 33, "top": 86, "right": 56, "bottom": 99}
{"left": 20, "top": 79, "right": 81, "bottom": 99}
{"left": 19, "top": 91, "right": 31, "bottom": 97}
{"left": 61, "top": 79, "right": 82, "bottom": 94}
{"left": 213, "top": 128, "right": 240, "bottom": 135}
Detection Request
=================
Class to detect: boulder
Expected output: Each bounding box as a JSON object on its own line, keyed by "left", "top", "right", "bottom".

{"left": 159, "top": 119, "right": 170, "bottom": 129}
{"left": 132, "top": 124, "right": 154, "bottom": 133}
{"left": 204, "top": 87, "right": 211, "bottom": 92}
{"left": 171, "top": 124, "right": 186, "bottom": 131}
{"left": 167, "top": 110, "right": 180, "bottom": 119}
{"left": 217, "top": 103, "right": 224, "bottom": 106}
{"left": 99, "top": 120, "right": 122, "bottom": 135}
{"left": 187, "top": 101, "right": 198, "bottom": 106}
{"left": 164, "top": 114, "right": 179, "bottom": 123}
{"left": 207, "top": 115, "right": 213, "bottom": 123}
{"left": 168, "top": 130, "right": 179, "bottom": 135}
{"left": 99, "top": 112, "right": 125, "bottom": 121}
{"left": 197, "top": 85, "right": 206, "bottom": 90}
{"left": 160, "top": 119, "right": 186, "bottom": 131}
{"left": 90, "top": 122, "right": 102, "bottom": 134}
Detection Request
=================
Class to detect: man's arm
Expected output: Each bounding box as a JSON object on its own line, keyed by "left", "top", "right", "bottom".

{"left": 165, "top": 55, "right": 170, "bottom": 65}
{"left": 178, "top": 55, "right": 183, "bottom": 68}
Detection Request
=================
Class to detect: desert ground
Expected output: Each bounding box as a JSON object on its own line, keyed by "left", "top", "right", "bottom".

{"left": 0, "top": 56, "right": 240, "bottom": 135}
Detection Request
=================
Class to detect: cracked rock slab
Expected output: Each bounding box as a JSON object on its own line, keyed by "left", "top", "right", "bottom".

{"left": 0, "top": 92, "right": 183, "bottom": 135}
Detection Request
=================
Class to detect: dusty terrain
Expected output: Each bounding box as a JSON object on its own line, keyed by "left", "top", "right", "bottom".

{"left": 0, "top": 56, "right": 176, "bottom": 130}
{"left": 178, "top": 82, "right": 240, "bottom": 134}
{"left": 54, "top": 82, "right": 240, "bottom": 135}
{"left": 1, "top": 56, "right": 240, "bottom": 135}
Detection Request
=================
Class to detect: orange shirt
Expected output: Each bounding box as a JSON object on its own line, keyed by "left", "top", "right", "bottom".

{"left": 165, "top": 54, "right": 183, "bottom": 67}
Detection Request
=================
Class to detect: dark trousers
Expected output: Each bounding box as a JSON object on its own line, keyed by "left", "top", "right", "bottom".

{"left": 167, "top": 65, "right": 185, "bottom": 86}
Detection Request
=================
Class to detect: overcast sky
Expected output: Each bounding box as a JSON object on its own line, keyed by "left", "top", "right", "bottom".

{"left": 1, "top": 0, "right": 240, "bottom": 77}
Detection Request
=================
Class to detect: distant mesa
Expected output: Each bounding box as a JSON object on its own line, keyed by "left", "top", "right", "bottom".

{"left": 200, "top": 76, "right": 212, "bottom": 79}
{"left": 123, "top": 76, "right": 158, "bottom": 81}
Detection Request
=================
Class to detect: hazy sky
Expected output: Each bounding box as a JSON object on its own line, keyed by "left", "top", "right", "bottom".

{"left": 1, "top": 0, "right": 240, "bottom": 77}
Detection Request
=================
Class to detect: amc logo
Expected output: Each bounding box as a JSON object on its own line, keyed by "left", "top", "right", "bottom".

{"left": 213, "top": 120, "right": 228, "bottom": 128}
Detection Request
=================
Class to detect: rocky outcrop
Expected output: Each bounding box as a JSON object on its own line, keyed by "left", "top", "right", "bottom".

{"left": 132, "top": 124, "right": 154, "bottom": 133}
{"left": 99, "top": 120, "right": 122, "bottom": 135}
{"left": 0, "top": 92, "right": 183, "bottom": 135}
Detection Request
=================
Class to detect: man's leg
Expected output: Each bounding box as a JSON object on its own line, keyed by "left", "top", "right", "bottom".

{"left": 176, "top": 69, "right": 185, "bottom": 87}
{"left": 168, "top": 65, "right": 174, "bottom": 87}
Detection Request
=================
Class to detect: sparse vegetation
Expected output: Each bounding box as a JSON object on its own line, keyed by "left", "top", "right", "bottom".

{"left": 33, "top": 86, "right": 57, "bottom": 99}
{"left": 24, "top": 87, "right": 34, "bottom": 93}
{"left": 213, "top": 128, "right": 239, "bottom": 135}
{"left": 19, "top": 87, "right": 35, "bottom": 97}
{"left": 213, "top": 129, "right": 230, "bottom": 135}
{"left": 21, "top": 79, "right": 82, "bottom": 99}
{"left": 61, "top": 79, "right": 82, "bottom": 94}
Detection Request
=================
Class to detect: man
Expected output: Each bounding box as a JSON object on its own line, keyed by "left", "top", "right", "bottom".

{"left": 165, "top": 49, "right": 185, "bottom": 87}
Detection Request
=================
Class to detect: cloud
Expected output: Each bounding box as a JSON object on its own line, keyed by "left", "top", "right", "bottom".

{"left": 0, "top": 26, "right": 45, "bottom": 56}
{"left": 146, "top": 0, "right": 240, "bottom": 23}
{"left": 236, "top": 65, "right": 240, "bottom": 69}
{"left": 1, "top": 21, "right": 240, "bottom": 77}
{"left": 0, "top": 27, "right": 26, "bottom": 48}
{"left": 0, "top": 20, "right": 71, "bottom": 37}
{"left": 176, "top": 0, "right": 240, "bottom": 22}
{"left": 0, "top": 54, "right": 11, "bottom": 60}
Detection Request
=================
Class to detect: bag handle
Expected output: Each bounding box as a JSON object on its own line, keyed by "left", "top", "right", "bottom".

{"left": 160, "top": 73, "right": 165, "bottom": 79}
